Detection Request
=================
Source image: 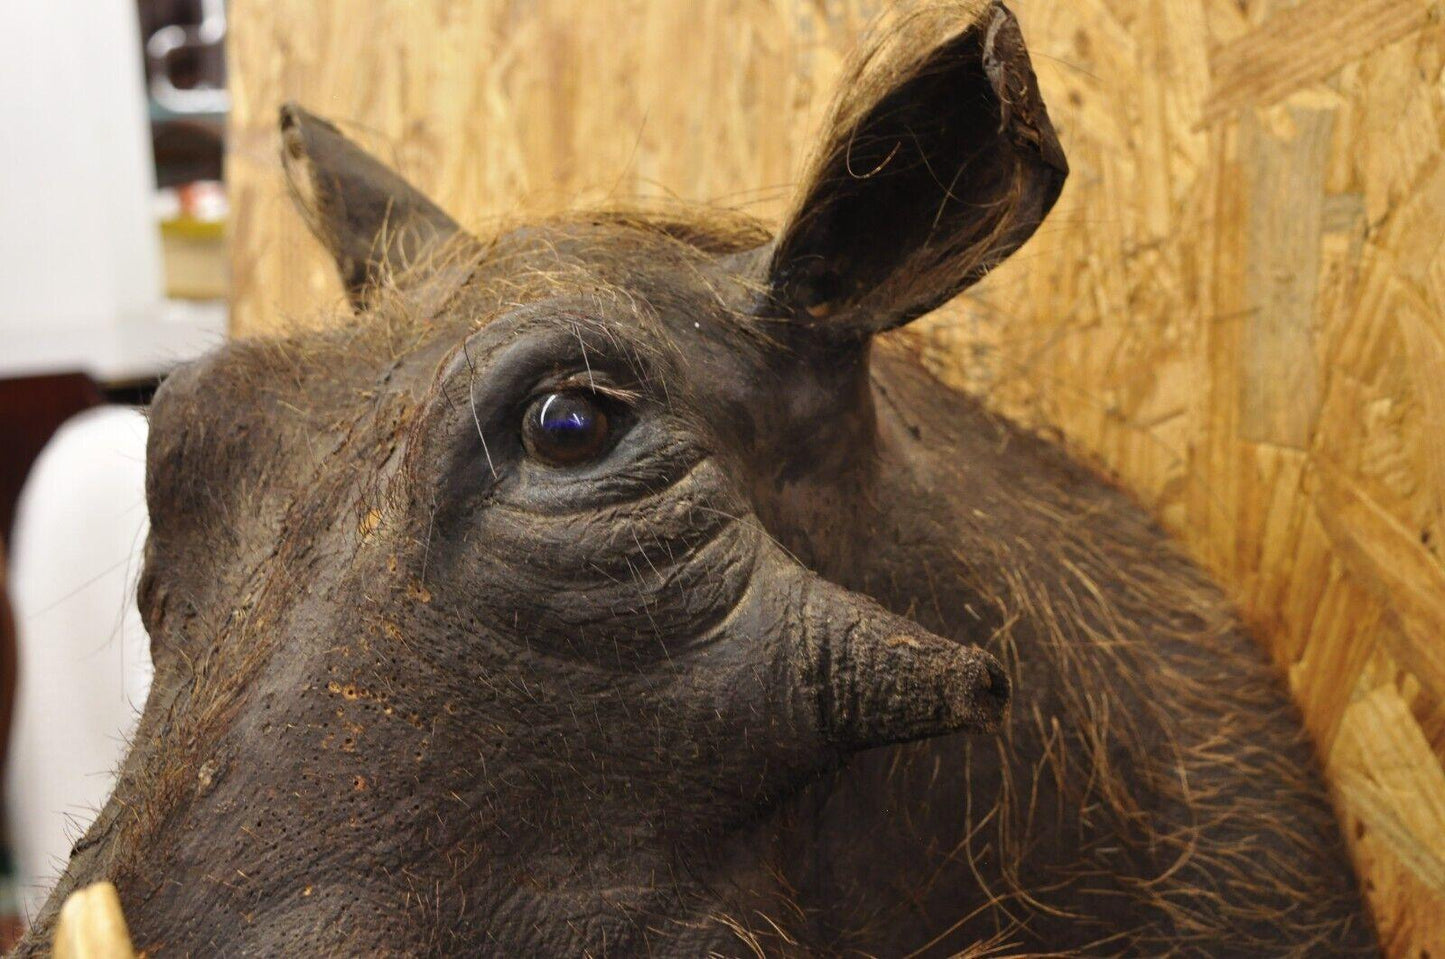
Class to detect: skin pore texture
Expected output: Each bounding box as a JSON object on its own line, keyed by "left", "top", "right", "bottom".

{"left": 16, "top": 3, "right": 1376, "bottom": 956}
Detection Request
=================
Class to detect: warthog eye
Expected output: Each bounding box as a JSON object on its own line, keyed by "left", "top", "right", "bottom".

{"left": 523, "top": 390, "right": 614, "bottom": 466}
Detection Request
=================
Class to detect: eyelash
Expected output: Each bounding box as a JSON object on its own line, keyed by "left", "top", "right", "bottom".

{"left": 537, "top": 375, "right": 641, "bottom": 406}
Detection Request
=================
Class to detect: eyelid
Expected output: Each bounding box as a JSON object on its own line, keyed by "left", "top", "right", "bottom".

{"left": 547, "top": 373, "right": 643, "bottom": 406}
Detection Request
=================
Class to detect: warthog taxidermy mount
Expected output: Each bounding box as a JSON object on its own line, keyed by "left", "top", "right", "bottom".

{"left": 17, "top": 2, "right": 1376, "bottom": 956}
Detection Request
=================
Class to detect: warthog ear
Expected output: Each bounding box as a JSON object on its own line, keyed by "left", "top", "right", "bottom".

{"left": 766, "top": 2, "right": 1067, "bottom": 335}
{"left": 279, "top": 104, "right": 472, "bottom": 309}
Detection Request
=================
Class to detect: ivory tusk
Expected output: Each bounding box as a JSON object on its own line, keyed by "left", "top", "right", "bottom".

{"left": 53, "top": 881, "right": 136, "bottom": 959}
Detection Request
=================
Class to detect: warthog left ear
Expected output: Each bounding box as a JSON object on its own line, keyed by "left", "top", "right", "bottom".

{"left": 766, "top": 2, "right": 1067, "bottom": 335}
{"left": 279, "top": 104, "right": 475, "bottom": 309}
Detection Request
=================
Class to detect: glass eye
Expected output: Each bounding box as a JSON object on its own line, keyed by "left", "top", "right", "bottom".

{"left": 522, "top": 390, "right": 612, "bottom": 466}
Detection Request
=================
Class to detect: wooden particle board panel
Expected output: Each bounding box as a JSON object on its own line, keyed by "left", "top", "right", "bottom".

{"left": 227, "top": 1, "right": 1445, "bottom": 951}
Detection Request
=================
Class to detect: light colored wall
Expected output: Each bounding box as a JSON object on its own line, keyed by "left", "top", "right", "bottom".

{"left": 0, "top": 0, "right": 164, "bottom": 375}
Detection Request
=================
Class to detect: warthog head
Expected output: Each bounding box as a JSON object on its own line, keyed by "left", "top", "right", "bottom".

{"left": 21, "top": 3, "right": 1066, "bottom": 954}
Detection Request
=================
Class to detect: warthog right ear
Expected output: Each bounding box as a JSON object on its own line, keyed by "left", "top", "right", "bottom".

{"left": 279, "top": 104, "right": 474, "bottom": 309}
{"left": 766, "top": 2, "right": 1067, "bottom": 335}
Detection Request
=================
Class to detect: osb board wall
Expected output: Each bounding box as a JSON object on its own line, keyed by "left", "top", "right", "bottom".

{"left": 227, "top": 0, "right": 1445, "bottom": 952}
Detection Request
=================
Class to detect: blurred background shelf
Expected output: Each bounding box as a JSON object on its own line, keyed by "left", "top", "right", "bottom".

{"left": 0, "top": 300, "right": 226, "bottom": 384}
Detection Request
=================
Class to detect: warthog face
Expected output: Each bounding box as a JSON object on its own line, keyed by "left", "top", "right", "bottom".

{"left": 22, "top": 4, "right": 1068, "bottom": 955}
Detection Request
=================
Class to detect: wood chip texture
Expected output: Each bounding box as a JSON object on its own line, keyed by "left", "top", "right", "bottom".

{"left": 227, "top": 1, "right": 1445, "bottom": 953}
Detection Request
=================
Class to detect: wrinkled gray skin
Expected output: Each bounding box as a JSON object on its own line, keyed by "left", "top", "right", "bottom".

{"left": 18, "top": 5, "right": 1375, "bottom": 956}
